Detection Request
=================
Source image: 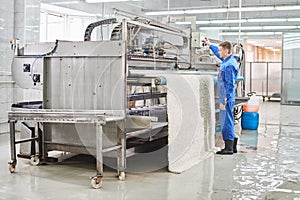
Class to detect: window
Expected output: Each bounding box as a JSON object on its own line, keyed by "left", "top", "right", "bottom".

{"left": 40, "top": 8, "right": 98, "bottom": 42}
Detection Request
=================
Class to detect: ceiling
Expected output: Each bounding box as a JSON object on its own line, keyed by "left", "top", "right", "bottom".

{"left": 41, "top": 1, "right": 300, "bottom": 27}
{"left": 40, "top": 0, "right": 300, "bottom": 45}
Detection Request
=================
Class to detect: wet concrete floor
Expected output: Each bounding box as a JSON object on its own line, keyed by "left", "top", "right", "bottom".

{"left": 0, "top": 101, "right": 299, "bottom": 199}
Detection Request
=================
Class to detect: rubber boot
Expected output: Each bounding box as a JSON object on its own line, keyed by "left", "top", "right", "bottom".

{"left": 233, "top": 138, "right": 238, "bottom": 153}
{"left": 216, "top": 140, "right": 234, "bottom": 155}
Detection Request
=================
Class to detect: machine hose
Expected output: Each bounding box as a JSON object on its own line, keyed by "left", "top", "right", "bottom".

{"left": 31, "top": 40, "right": 59, "bottom": 83}
{"left": 84, "top": 18, "right": 117, "bottom": 41}
{"left": 43, "top": 39, "right": 59, "bottom": 56}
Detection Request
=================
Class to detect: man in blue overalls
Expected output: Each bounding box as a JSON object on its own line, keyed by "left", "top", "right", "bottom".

{"left": 205, "top": 38, "right": 239, "bottom": 155}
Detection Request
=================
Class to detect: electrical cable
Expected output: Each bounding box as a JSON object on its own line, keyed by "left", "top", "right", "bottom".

{"left": 84, "top": 18, "right": 117, "bottom": 41}
{"left": 31, "top": 39, "right": 59, "bottom": 83}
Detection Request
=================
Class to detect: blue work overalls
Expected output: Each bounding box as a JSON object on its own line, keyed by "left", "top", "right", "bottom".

{"left": 210, "top": 45, "right": 239, "bottom": 141}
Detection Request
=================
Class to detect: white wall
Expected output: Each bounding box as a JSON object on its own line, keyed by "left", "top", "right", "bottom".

{"left": 0, "top": 0, "right": 41, "bottom": 133}
{"left": 0, "top": 1, "right": 15, "bottom": 133}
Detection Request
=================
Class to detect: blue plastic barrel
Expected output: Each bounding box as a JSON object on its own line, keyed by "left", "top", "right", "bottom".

{"left": 241, "top": 112, "right": 259, "bottom": 130}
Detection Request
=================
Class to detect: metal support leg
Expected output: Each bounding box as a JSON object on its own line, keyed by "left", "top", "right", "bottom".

{"left": 38, "top": 123, "right": 44, "bottom": 161}
{"left": 30, "top": 122, "right": 40, "bottom": 166}
{"left": 117, "top": 127, "right": 126, "bottom": 181}
{"left": 266, "top": 62, "right": 269, "bottom": 100}
{"left": 96, "top": 122, "right": 103, "bottom": 176}
{"left": 250, "top": 62, "right": 253, "bottom": 93}
{"left": 91, "top": 122, "right": 103, "bottom": 189}
{"left": 30, "top": 123, "right": 37, "bottom": 157}
{"left": 8, "top": 120, "right": 17, "bottom": 173}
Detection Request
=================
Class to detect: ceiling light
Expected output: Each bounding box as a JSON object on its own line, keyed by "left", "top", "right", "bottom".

{"left": 219, "top": 32, "right": 282, "bottom": 36}
{"left": 146, "top": 10, "right": 185, "bottom": 15}
{"left": 195, "top": 21, "right": 210, "bottom": 25}
{"left": 52, "top": 1, "right": 80, "bottom": 5}
{"left": 199, "top": 25, "right": 299, "bottom": 30}
{"left": 230, "top": 26, "right": 261, "bottom": 30}
{"left": 86, "top": 0, "right": 133, "bottom": 3}
{"left": 262, "top": 25, "right": 298, "bottom": 29}
{"left": 200, "top": 27, "right": 229, "bottom": 30}
{"left": 145, "top": 4, "right": 300, "bottom": 16}
{"left": 247, "top": 18, "right": 286, "bottom": 23}
{"left": 175, "top": 21, "right": 192, "bottom": 25}
{"left": 210, "top": 19, "right": 247, "bottom": 24}
{"left": 185, "top": 8, "right": 228, "bottom": 14}
{"left": 178, "top": 17, "right": 300, "bottom": 25}
{"left": 229, "top": 6, "right": 274, "bottom": 12}
{"left": 287, "top": 18, "right": 300, "bottom": 21}
{"left": 276, "top": 5, "right": 300, "bottom": 10}
{"left": 219, "top": 32, "right": 246, "bottom": 36}
{"left": 250, "top": 32, "right": 283, "bottom": 36}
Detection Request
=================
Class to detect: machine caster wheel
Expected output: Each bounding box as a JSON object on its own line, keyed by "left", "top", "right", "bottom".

{"left": 91, "top": 176, "right": 102, "bottom": 189}
{"left": 30, "top": 155, "right": 40, "bottom": 166}
{"left": 118, "top": 172, "right": 125, "bottom": 181}
{"left": 8, "top": 163, "right": 16, "bottom": 173}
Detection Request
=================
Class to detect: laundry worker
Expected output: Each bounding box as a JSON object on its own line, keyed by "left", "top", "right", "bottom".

{"left": 205, "top": 38, "right": 239, "bottom": 155}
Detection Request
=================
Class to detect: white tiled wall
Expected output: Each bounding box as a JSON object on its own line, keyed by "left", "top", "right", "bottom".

{"left": 0, "top": 1, "right": 14, "bottom": 72}
{"left": 0, "top": 73, "right": 14, "bottom": 133}
{"left": 0, "top": 0, "right": 41, "bottom": 134}
{"left": 0, "top": 0, "right": 14, "bottom": 133}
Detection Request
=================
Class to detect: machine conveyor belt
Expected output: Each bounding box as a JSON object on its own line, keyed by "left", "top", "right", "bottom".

{"left": 128, "top": 92, "right": 167, "bottom": 101}
{"left": 125, "top": 122, "right": 168, "bottom": 139}
{"left": 8, "top": 109, "right": 124, "bottom": 123}
{"left": 7, "top": 109, "right": 125, "bottom": 189}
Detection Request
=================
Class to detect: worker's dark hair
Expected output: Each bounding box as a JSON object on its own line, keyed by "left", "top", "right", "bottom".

{"left": 219, "top": 41, "right": 233, "bottom": 54}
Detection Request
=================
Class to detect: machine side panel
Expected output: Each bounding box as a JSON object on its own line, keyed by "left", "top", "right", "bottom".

{"left": 43, "top": 46, "right": 125, "bottom": 111}
{"left": 42, "top": 41, "right": 125, "bottom": 153}
{"left": 24, "top": 41, "right": 124, "bottom": 57}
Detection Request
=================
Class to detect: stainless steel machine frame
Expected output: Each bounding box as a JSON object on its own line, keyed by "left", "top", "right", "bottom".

{"left": 9, "top": 18, "right": 190, "bottom": 188}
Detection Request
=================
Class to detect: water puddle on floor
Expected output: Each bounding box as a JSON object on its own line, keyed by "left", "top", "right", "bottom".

{"left": 232, "top": 124, "right": 300, "bottom": 199}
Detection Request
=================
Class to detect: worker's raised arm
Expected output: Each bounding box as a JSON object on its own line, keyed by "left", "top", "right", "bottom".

{"left": 204, "top": 37, "right": 223, "bottom": 61}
